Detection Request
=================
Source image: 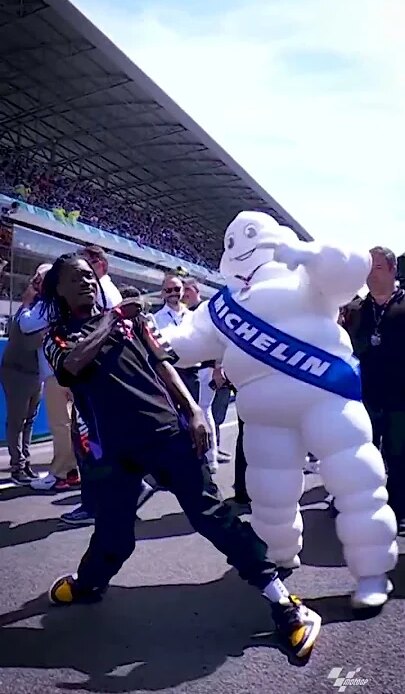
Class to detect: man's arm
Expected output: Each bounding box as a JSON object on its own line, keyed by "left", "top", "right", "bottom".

{"left": 155, "top": 360, "right": 209, "bottom": 457}
{"left": 155, "top": 360, "right": 199, "bottom": 418}
{"left": 43, "top": 311, "right": 120, "bottom": 384}
{"left": 18, "top": 301, "right": 49, "bottom": 334}
{"left": 136, "top": 316, "right": 209, "bottom": 456}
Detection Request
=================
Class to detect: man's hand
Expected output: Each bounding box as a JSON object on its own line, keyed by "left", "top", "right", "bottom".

{"left": 119, "top": 297, "right": 143, "bottom": 320}
{"left": 188, "top": 408, "right": 210, "bottom": 459}
{"left": 257, "top": 239, "right": 320, "bottom": 271}
{"left": 21, "top": 283, "right": 38, "bottom": 307}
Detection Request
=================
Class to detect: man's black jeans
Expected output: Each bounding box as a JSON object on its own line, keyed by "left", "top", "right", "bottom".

{"left": 367, "top": 406, "right": 405, "bottom": 524}
{"left": 77, "top": 429, "right": 276, "bottom": 591}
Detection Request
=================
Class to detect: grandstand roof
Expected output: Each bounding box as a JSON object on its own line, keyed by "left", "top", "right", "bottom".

{"left": 0, "top": 0, "right": 312, "bottom": 242}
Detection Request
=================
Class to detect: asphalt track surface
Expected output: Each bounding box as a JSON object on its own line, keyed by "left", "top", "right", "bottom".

{"left": 0, "top": 410, "right": 404, "bottom": 694}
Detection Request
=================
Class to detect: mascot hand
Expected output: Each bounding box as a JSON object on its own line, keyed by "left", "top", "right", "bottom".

{"left": 260, "top": 239, "right": 319, "bottom": 271}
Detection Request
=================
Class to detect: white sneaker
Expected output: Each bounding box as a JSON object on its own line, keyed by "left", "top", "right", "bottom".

{"left": 351, "top": 575, "right": 394, "bottom": 609}
{"left": 30, "top": 473, "right": 58, "bottom": 490}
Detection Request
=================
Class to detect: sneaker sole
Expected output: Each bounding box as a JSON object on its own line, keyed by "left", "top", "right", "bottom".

{"left": 296, "top": 611, "right": 322, "bottom": 658}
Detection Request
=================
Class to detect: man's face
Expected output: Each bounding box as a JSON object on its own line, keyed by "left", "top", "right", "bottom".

{"left": 82, "top": 251, "right": 106, "bottom": 279}
{"left": 182, "top": 282, "right": 200, "bottom": 308}
{"left": 162, "top": 277, "right": 183, "bottom": 308}
{"left": 367, "top": 250, "right": 396, "bottom": 289}
{"left": 57, "top": 258, "right": 98, "bottom": 312}
{"left": 31, "top": 272, "right": 44, "bottom": 294}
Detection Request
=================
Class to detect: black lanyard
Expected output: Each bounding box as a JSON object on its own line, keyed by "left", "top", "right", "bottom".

{"left": 167, "top": 309, "right": 184, "bottom": 326}
{"left": 370, "top": 290, "right": 402, "bottom": 345}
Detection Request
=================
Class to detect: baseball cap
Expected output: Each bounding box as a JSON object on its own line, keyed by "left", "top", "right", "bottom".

{"left": 34, "top": 263, "right": 52, "bottom": 277}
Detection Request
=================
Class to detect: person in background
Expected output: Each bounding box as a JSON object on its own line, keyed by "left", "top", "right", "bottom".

{"left": 227, "top": 417, "right": 251, "bottom": 514}
{"left": 0, "top": 266, "right": 49, "bottom": 484}
{"left": 154, "top": 274, "right": 199, "bottom": 402}
{"left": 78, "top": 245, "right": 122, "bottom": 308}
{"left": 19, "top": 267, "right": 79, "bottom": 491}
{"left": 345, "top": 246, "right": 405, "bottom": 534}
{"left": 211, "top": 382, "right": 232, "bottom": 462}
{"left": 41, "top": 252, "right": 321, "bottom": 657}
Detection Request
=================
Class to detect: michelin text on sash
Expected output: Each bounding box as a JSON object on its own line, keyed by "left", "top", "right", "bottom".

{"left": 213, "top": 294, "right": 330, "bottom": 378}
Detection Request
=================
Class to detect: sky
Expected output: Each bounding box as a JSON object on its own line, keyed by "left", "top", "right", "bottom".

{"left": 73, "top": 0, "right": 405, "bottom": 252}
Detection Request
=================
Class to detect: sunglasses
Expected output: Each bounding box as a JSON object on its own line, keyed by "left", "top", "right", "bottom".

{"left": 164, "top": 287, "right": 181, "bottom": 294}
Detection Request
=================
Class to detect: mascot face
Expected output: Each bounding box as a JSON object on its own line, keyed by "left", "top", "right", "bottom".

{"left": 219, "top": 211, "right": 297, "bottom": 287}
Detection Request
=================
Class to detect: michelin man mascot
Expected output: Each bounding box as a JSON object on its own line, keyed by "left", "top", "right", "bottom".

{"left": 162, "top": 211, "right": 398, "bottom": 609}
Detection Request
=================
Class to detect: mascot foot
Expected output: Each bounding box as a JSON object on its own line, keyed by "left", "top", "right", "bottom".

{"left": 351, "top": 576, "right": 394, "bottom": 610}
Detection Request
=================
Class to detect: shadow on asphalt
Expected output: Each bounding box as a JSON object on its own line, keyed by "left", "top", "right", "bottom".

{"left": 52, "top": 494, "right": 82, "bottom": 507}
{"left": 0, "top": 483, "right": 388, "bottom": 574}
{"left": 0, "top": 486, "right": 80, "bottom": 501}
{"left": 0, "top": 519, "right": 75, "bottom": 548}
{"left": 0, "top": 512, "right": 195, "bottom": 549}
{"left": 0, "top": 487, "right": 404, "bottom": 691}
{"left": 2, "top": 561, "right": 404, "bottom": 693}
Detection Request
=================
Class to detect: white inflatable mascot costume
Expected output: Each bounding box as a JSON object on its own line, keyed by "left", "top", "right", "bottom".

{"left": 163, "top": 211, "right": 398, "bottom": 609}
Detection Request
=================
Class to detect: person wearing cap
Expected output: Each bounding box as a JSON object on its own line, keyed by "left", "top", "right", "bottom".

{"left": 18, "top": 263, "right": 79, "bottom": 491}
{"left": 0, "top": 264, "right": 50, "bottom": 484}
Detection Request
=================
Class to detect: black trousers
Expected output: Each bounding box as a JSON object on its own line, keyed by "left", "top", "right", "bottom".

{"left": 367, "top": 407, "right": 405, "bottom": 523}
{"left": 212, "top": 385, "right": 231, "bottom": 445}
{"left": 176, "top": 368, "right": 200, "bottom": 403}
{"left": 234, "top": 418, "right": 250, "bottom": 503}
{"left": 77, "top": 429, "right": 276, "bottom": 591}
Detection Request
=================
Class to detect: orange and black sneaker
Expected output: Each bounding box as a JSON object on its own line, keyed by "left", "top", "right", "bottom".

{"left": 49, "top": 574, "right": 106, "bottom": 606}
{"left": 271, "top": 594, "right": 321, "bottom": 658}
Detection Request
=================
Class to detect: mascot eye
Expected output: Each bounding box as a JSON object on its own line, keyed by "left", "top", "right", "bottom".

{"left": 227, "top": 236, "right": 235, "bottom": 250}
{"left": 244, "top": 225, "right": 257, "bottom": 239}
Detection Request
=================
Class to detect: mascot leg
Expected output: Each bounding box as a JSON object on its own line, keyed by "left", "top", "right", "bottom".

{"left": 301, "top": 398, "right": 398, "bottom": 609}
{"left": 243, "top": 423, "right": 305, "bottom": 572}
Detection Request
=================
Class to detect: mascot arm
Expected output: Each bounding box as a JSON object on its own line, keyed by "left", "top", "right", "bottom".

{"left": 272, "top": 239, "right": 371, "bottom": 306}
{"left": 160, "top": 301, "right": 225, "bottom": 368}
{"left": 304, "top": 244, "right": 371, "bottom": 306}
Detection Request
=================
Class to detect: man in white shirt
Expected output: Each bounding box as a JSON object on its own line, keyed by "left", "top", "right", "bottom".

{"left": 78, "top": 245, "right": 123, "bottom": 309}
{"left": 154, "top": 274, "right": 200, "bottom": 403}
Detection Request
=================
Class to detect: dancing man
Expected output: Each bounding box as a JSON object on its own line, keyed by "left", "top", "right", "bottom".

{"left": 39, "top": 252, "right": 321, "bottom": 658}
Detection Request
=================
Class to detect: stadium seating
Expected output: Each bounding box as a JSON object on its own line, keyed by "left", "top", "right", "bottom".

{"left": 0, "top": 150, "right": 220, "bottom": 270}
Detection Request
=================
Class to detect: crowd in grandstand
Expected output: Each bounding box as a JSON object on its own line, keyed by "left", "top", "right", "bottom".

{"left": 0, "top": 149, "right": 220, "bottom": 270}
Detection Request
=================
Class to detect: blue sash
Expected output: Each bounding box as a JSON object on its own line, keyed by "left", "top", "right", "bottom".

{"left": 208, "top": 286, "right": 362, "bottom": 401}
